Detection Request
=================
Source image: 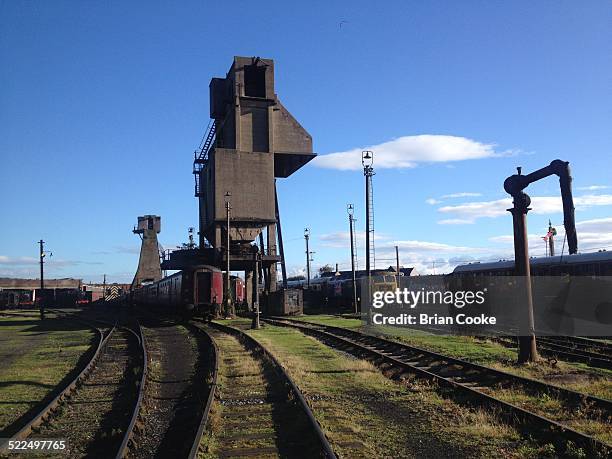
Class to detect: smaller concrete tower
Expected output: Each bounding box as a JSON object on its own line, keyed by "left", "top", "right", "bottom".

{"left": 131, "top": 215, "right": 162, "bottom": 288}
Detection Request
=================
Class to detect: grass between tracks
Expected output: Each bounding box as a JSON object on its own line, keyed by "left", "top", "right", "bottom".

{"left": 290, "top": 314, "right": 612, "bottom": 446}
{"left": 0, "top": 310, "right": 95, "bottom": 434}
{"left": 293, "top": 315, "right": 612, "bottom": 400}
{"left": 218, "top": 319, "right": 549, "bottom": 458}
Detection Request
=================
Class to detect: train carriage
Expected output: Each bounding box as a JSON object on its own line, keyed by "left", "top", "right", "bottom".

{"left": 450, "top": 251, "right": 612, "bottom": 333}
{"left": 132, "top": 265, "right": 223, "bottom": 316}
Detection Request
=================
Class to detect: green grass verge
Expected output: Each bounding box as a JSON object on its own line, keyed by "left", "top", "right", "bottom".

{"left": 294, "top": 315, "right": 612, "bottom": 400}
{"left": 0, "top": 314, "right": 95, "bottom": 434}
{"left": 231, "top": 321, "right": 549, "bottom": 458}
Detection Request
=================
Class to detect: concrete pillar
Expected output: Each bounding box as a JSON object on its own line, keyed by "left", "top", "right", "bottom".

{"left": 245, "top": 270, "right": 254, "bottom": 310}
{"left": 267, "top": 224, "right": 277, "bottom": 292}
{"left": 214, "top": 225, "right": 222, "bottom": 250}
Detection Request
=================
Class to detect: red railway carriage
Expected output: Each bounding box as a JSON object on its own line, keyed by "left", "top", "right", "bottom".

{"left": 231, "top": 275, "right": 246, "bottom": 304}
{"left": 132, "top": 265, "right": 223, "bottom": 315}
{"left": 194, "top": 267, "right": 224, "bottom": 310}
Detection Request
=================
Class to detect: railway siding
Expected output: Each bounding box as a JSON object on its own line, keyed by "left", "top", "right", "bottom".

{"left": 293, "top": 315, "right": 612, "bottom": 400}
{"left": 22, "top": 326, "right": 143, "bottom": 458}
{"left": 133, "top": 319, "right": 211, "bottom": 459}
{"left": 270, "top": 318, "right": 611, "bottom": 456}
{"left": 197, "top": 321, "right": 333, "bottom": 458}
{"left": 236, "top": 320, "right": 547, "bottom": 458}
{"left": 0, "top": 311, "right": 97, "bottom": 437}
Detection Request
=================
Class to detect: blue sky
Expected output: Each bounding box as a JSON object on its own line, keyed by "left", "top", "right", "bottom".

{"left": 1, "top": 1, "right": 611, "bottom": 282}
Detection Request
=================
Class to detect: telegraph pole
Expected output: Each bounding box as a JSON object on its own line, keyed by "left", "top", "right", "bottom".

{"left": 224, "top": 192, "right": 234, "bottom": 317}
{"left": 304, "top": 228, "right": 311, "bottom": 288}
{"left": 348, "top": 204, "right": 358, "bottom": 314}
{"left": 39, "top": 240, "right": 45, "bottom": 319}
{"left": 102, "top": 274, "right": 107, "bottom": 301}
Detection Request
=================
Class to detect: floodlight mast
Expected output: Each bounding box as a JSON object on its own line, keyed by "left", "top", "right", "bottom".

{"left": 362, "top": 151, "right": 375, "bottom": 278}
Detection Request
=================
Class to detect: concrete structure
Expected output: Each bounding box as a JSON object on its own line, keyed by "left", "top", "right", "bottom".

{"left": 132, "top": 215, "right": 162, "bottom": 288}
{"left": 164, "top": 56, "right": 315, "bottom": 309}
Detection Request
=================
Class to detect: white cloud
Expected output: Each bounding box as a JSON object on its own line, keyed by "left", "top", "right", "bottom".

{"left": 437, "top": 195, "right": 612, "bottom": 224}
{"left": 438, "top": 198, "right": 511, "bottom": 223}
{"left": 575, "top": 194, "right": 612, "bottom": 208}
{"left": 427, "top": 192, "right": 482, "bottom": 206}
{"left": 383, "top": 240, "right": 479, "bottom": 253}
{"left": 441, "top": 192, "right": 482, "bottom": 199}
{"left": 489, "top": 217, "right": 612, "bottom": 254}
{"left": 0, "top": 256, "right": 39, "bottom": 266}
{"left": 319, "top": 231, "right": 386, "bottom": 248}
{"left": 314, "top": 135, "right": 502, "bottom": 171}
{"left": 577, "top": 185, "right": 610, "bottom": 191}
{"left": 437, "top": 219, "right": 475, "bottom": 225}
{"left": 0, "top": 255, "right": 101, "bottom": 269}
{"left": 576, "top": 217, "right": 612, "bottom": 232}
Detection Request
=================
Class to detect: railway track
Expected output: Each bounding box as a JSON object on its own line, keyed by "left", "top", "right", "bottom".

{"left": 266, "top": 317, "right": 611, "bottom": 457}
{"left": 0, "top": 314, "right": 106, "bottom": 444}
{"left": 132, "top": 316, "right": 214, "bottom": 459}
{"left": 2, "top": 314, "right": 146, "bottom": 458}
{"left": 191, "top": 320, "right": 336, "bottom": 458}
{"left": 495, "top": 335, "right": 612, "bottom": 369}
{"left": 333, "top": 312, "right": 612, "bottom": 368}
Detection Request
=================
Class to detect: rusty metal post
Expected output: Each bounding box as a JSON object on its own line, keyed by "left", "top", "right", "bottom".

{"left": 508, "top": 191, "right": 539, "bottom": 363}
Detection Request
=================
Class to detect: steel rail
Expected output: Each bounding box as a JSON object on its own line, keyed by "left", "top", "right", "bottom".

{"left": 115, "top": 320, "right": 148, "bottom": 459}
{"left": 275, "top": 317, "right": 612, "bottom": 413}
{"left": 206, "top": 321, "right": 338, "bottom": 459}
{"left": 0, "top": 319, "right": 112, "bottom": 448}
{"left": 524, "top": 339, "right": 611, "bottom": 369}
{"left": 492, "top": 335, "right": 612, "bottom": 369}
{"left": 266, "top": 318, "right": 611, "bottom": 457}
{"left": 538, "top": 335, "right": 612, "bottom": 356}
{"left": 187, "top": 322, "right": 219, "bottom": 459}
{"left": 345, "top": 316, "right": 612, "bottom": 368}
{"left": 39, "top": 309, "right": 147, "bottom": 458}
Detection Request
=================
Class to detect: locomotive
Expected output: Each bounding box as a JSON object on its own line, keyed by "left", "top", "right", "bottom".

{"left": 286, "top": 268, "right": 411, "bottom": 310}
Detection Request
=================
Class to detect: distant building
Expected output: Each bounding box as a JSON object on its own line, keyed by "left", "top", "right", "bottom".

{"left": 0, "top": 278, "right": 130, "bottom": 307}
{"left": 0, "top": 277, "right": 82, "bottom": 307}
{"left": 317, "top": 266, "right": 418, "bottom": 280}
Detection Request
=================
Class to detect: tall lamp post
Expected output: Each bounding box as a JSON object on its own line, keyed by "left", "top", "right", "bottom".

{"left": 304, "top": 228, "right": 312, "bottom": 288}
{"left": 362, "top": 151, "right": 375, "bottom": 321}
{"left": 224, "top": 192, "right": 234, "bottom": 317}
{"left": 362, "top": 151, "right": 375, "bottom": 277}
{"left": 347, "top": 204, "right": 358, "bottom": 314}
